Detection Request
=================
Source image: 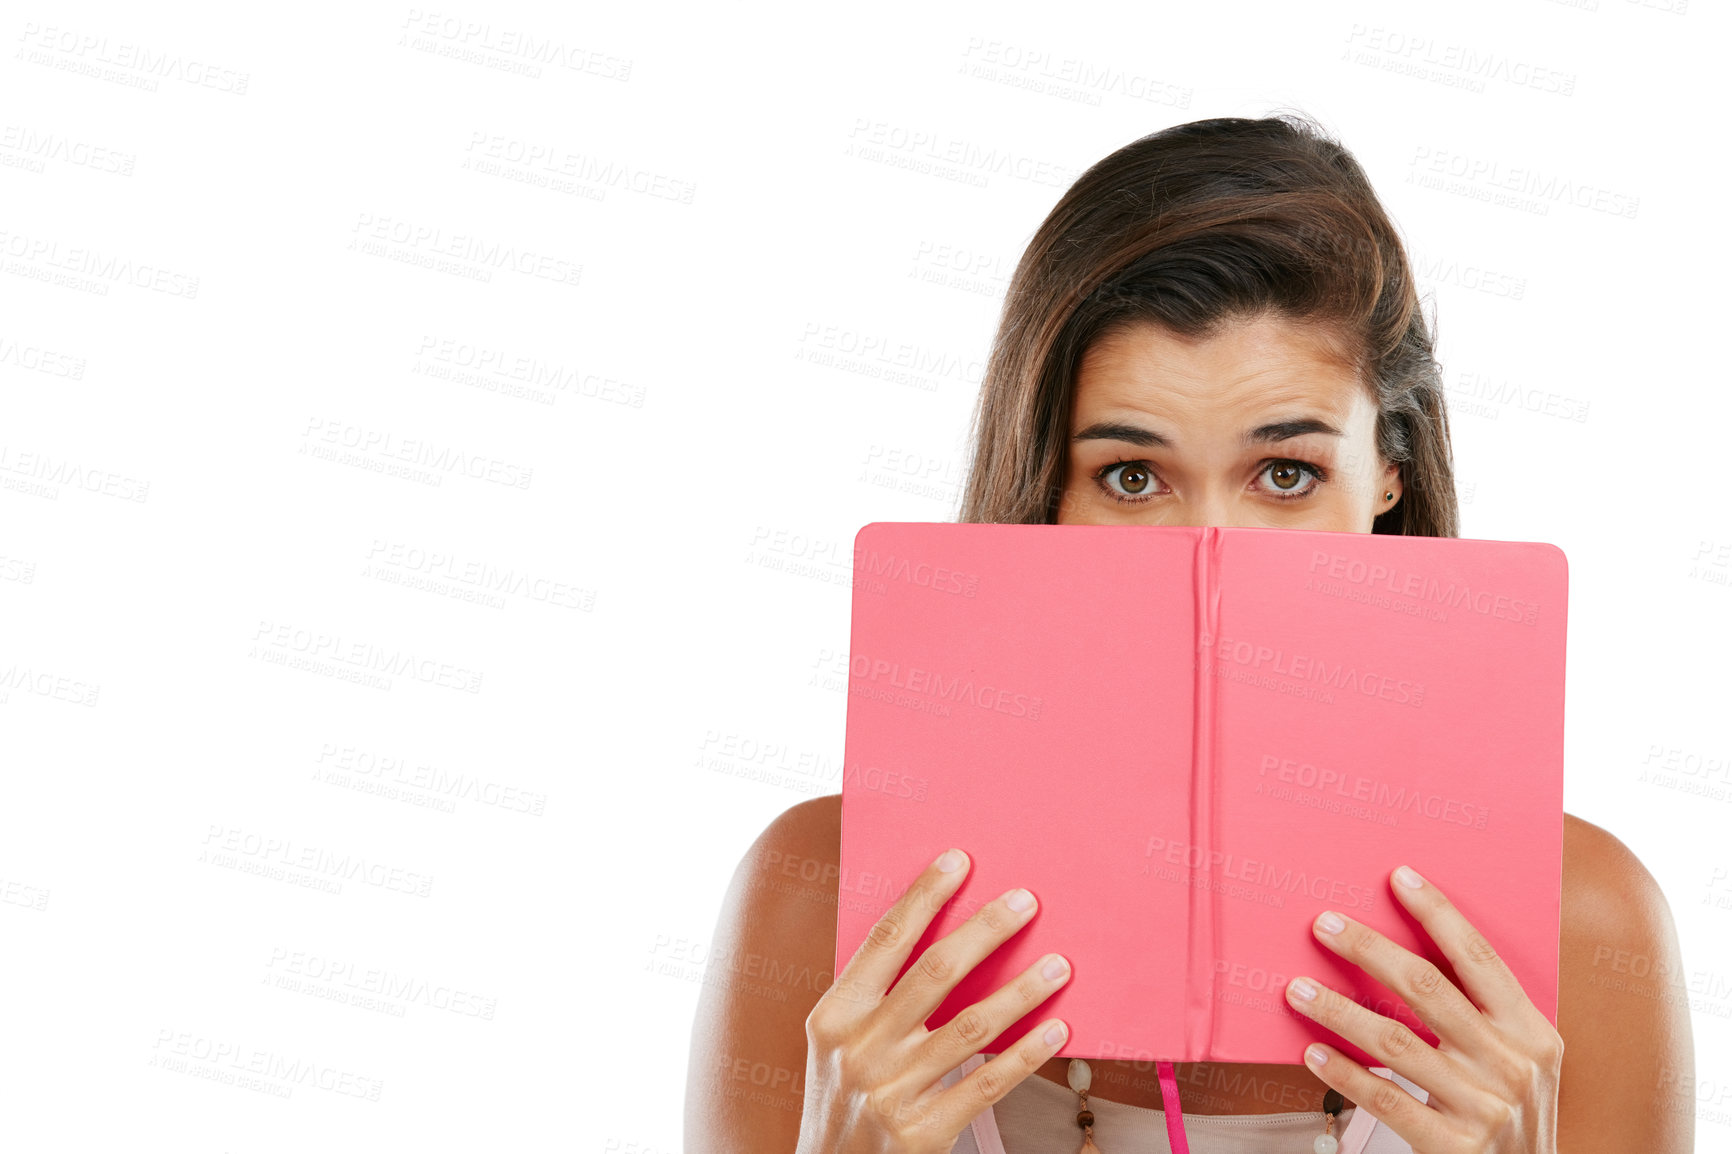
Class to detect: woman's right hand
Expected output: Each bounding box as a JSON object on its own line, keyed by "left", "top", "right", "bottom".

{"left": 796, "top": 848, "right": 1073, "bottom": 1154}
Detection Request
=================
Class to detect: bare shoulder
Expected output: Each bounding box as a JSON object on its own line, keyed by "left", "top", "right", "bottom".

{"left": 683, "top": 794, "right": 841, "bottom": 1153}
{"left": 734, "top": 793, "right": 842, "bottom": 929}
{"left": 1559, "top": 811, "right": 1682, "bottom": 997}
{"left": 767, "top": 791, "right": 842, "bottom": 860}
{"left": 1555, "top": 812, "right": 1695, "bottom": 1152}
{"left": 1562, "top": 812, "right": 1670, "bottom": 916}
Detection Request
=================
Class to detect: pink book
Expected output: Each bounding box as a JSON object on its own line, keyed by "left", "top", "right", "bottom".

{"left": 834, "top": 522, "right": 1567, "bottom": 1065}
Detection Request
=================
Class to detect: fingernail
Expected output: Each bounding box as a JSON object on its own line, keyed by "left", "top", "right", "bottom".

{"left": 935, "top": 850, "right": 965, "bottom": 873}
{"left": 1042, "top": 954, "right": 1070, "bottom": 980}
{"left": 1394, "top": 865, "right": 1424, "bottom": 889}
{"left": 1043, "top": 1021, "right": 1068, "bottom": 1046}
{"left": 1316, "top": 910, "right": 1346, "bottom": 935}
{"left": 1306, "top": 1046, "right": 1328, "bottom": 1066}
{"left": 1289, "top": 977, "right": 1318, "bottom": 1002}
{"left": 1006, "top": 888, "right": 1036, "bottom": 913}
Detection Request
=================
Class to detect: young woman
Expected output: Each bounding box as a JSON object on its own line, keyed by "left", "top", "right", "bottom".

{"left": 685, "top": 114, "right": 1694, "bottom": 1153}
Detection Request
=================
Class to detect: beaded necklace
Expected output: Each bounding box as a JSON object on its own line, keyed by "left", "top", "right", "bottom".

{"left": 1065, "top": 1057, "right": 1347, "bottom": 1153}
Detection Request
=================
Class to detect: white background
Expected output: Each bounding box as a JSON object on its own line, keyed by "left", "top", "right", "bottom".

{"left": 2, "top": 1, "right": 1727, "bottom": 1151}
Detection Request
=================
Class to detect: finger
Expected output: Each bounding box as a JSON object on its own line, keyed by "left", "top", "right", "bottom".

{"left": 1309, "top": 906, "right": 1491, "bottom": 1050}
{"left": 912, "top": 950, "right": 1071, "bottom": 1079}
{"left": 875, "top": 885, "right": 1040, "bottom": 1034}
{"left": 1301, "top": 1042, "right": 1448, "bottom": 1153}
{"left": 1284, "top": 973, "right": 1466, "bottom": 1104}
{"left": 828, "top": 849, "right": 972, "bottom": 1017}
{"left": 926, "top": 1018, "right": 1070, "bottom": 1136}
{"left": 1387, "top": 864, "right": 1540, "bottom": 1026}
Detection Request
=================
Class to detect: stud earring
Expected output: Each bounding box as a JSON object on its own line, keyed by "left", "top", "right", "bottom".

{"left": 1384, "top": 492, "right": 1394, "bottom": 501}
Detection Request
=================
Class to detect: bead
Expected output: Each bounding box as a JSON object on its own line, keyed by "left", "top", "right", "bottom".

{"left": 1075, "top": 1109, "right": 1094, "bottom": 1128}
{"left": 1067, "top": 1058, "right": 1092, "bottom": 1094}
{"left": 1314, "top": 1134, "right": 1339, "bottom": 1154}
{"left": 1324, "top": 1088, "right": 1344, "bottom": 1115}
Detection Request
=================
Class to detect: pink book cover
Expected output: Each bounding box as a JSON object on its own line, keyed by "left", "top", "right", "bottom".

{"left": 834, "top": 522, "right": 1567, "bottom": 1066}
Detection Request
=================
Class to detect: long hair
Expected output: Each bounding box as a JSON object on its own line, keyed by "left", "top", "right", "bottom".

{"left": 957, "top": 112, "right": 1458, "bottom": 537}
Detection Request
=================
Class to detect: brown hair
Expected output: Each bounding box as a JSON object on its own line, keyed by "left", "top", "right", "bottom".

{"left": 957, "top": 112, "right": 1458, "bottom": 537}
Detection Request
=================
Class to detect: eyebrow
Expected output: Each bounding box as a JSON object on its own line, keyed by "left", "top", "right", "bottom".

{"left": 1070, "top": 417, "right": 1344, "bottom": 449}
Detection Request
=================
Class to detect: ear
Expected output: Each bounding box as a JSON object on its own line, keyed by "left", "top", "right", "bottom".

{"left": 1377, "top": 462, "right": 1403, "bottom": 511}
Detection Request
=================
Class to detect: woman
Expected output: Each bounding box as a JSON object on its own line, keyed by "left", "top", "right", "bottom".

{"left": 685, "top": 114, "right": 1693, "bottom": 1153}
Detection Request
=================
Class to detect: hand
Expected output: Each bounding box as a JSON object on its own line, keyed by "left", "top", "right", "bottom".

{"left": 1281, "top": 865, "right": 1563, "bottom": 1154}
{"left": 797, "top": 849, "right": 1073, "bottom": 1154}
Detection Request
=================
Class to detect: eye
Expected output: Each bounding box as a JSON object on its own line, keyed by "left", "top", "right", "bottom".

{"left": 1257, "top": 459, "right": 1328, "bottom": 500}
{"left": 1094, "top": 460, "right": 1166, "bottom": 504}
{"left": 1090, "top": 458, "right": 1330, "bottom": 506}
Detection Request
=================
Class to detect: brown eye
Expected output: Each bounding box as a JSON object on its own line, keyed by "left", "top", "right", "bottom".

{"left": 1118, "top": 464, "right": 1152, "bottom": 494}
{"left": 1093, "top": 461, "right": 1164, "bottom": 505}
{"left": 1255, "top": 459, "right": 1326, "bottom": 500}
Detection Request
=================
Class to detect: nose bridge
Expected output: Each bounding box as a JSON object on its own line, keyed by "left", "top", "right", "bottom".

{"left": 1167, "top": 472, "right": 1238, "bottom": 528}
{"left": 1163, "top": 471, "right": 1260, "bottom": 526}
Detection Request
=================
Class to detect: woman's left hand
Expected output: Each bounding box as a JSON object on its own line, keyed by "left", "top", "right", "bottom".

{"left": 1282, "top": 864, "right": 1563, "bottom": 1154}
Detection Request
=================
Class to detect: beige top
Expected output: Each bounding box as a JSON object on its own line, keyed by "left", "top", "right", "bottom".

{"left": 941, "top": 1055, "right": 1426, "bottom": 1154}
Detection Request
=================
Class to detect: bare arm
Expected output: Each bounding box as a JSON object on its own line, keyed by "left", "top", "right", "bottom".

{"left": 1555, "top": 814, "right": 1695, "bottom": 1152}
{"left": 685, "top": 795, "right": 841, "bottom": 1152}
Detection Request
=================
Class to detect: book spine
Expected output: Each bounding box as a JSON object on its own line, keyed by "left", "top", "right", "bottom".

{"left": 1184, "top": 526, "right": 1225, "bottom": 1056}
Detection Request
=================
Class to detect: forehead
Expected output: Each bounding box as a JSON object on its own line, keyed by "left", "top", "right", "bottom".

{"left": 1072, "top": 315, "right": 1368, "bottom": 423}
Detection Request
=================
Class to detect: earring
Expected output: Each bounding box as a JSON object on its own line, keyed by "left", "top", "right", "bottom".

{"left": 1067, "top": 1059, "right": 1103, "bottom": 1153}
{"left": 1384, "top": 492, "right": 1394, "bottom": 501}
